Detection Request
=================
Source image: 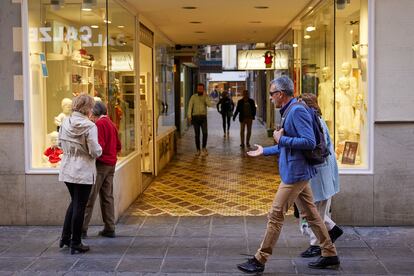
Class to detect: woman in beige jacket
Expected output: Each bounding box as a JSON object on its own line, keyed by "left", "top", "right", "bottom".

{"left": 58, "top": 95, "right": 102, "bottom": 254}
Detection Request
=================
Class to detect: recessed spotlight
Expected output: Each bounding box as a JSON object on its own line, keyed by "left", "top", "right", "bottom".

{"left": 304, "top": 34, "right": 311, "bottom": 39}
{"left": 118, "top": 25, "right": 125, "bottom": 28}
{"left": 104, "top": 19, "right": 111, "bottom": 24}
{"left": 91, "top": 25, "right": 99, "bottom": 29}
{"left": 249, "top": 21, "right": 262, "bottom": 24}
{"left": 82, "top": 8, "right": 92, "bottom": 11}
{"left": 194, "top": 31, "right": 205, "bottom": 34}
{"left": 189, "top": 21, "right": 202, "bottom": 24}
{"left": 182, "top": 6, "right": 197, "bottom": 9}
{"left": 292, "top": 43, "right": 298, "bottom": 48}
{"left": 254, "top": 6, "right": 269, "bottom": 9}
{"left": 306, "top": 26, "right": 316, "bottom": 32}
{"left": 308, "top": 6, "right": 313, "bottom": 10}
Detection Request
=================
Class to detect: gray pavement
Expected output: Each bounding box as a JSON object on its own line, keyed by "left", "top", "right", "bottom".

{"left": 1, "top": 216, "right": 414, "bottom": 275}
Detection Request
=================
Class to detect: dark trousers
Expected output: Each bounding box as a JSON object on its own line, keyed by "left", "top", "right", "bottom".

{"left": 62, "top": 182, "right": 92, "bottom": 245}
{"left": 221, "top": 112, "right": 231, "bottom": 132}
{"left": 83, "top": 162, "right": 116, "bottom": 233}
{"left": 192, "top": 115, "right": 208, "bottom": 150}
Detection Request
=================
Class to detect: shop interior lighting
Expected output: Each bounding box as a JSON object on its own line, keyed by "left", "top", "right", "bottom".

{"left": 306, "top": 25, "right": 316, "bottom": 32}
{"left": 304, "top": 34, "right": 311, "bottom": 39}
{"left": 292, "top": 43, "right": 298, "bottom": 48}
{"left": 81, "top": 0, "right": 96, "bottom": 11}
{"left": 91, "top": 25, "right": 99, "bottom": 29}
{"left": 50, "top": 0, "right": 64, "bottom": 11}
{"left": 104, "top": 19, "right": 112, "bottom": 24}
{"left": 118, "top": 25, "right": 125, "bottom": 28}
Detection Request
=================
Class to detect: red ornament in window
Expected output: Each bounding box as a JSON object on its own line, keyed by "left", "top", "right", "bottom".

{"left": 264, "top": 51, "right": 274, "bottom": 68}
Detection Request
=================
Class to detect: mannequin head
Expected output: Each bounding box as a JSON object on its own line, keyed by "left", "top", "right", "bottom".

{"left": 341, "top": 62, "right": 352, "bottom": 76}
{"left": 48, "top": 131, "right": 59, "bottom": 147}
{"left": 321, "top": 67, "right": 332, "bottom": 81}
{"left": 61, "top": 98, "right": 73, "bottom": 115}
{"left": 338, "top": 78, "right": 350, "bottom": 92}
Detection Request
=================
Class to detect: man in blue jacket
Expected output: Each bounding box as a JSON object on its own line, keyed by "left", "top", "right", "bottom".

{"left": 237, "top": 76, "right": 340, "bottom": 273}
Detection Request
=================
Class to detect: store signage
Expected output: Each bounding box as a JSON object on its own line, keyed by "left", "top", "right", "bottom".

{"left": 237, "top": 50, "right": 275, "bottom": 70}
{"left": 110, "top": 52, "right": 134, "bottom": 71}
{"left": 275, "top": 50, "right": 289, "bottom": 70}
{"left": 199, "top": 60, "right": 222, "bottom": 73}
{"left": 29, "top": 26, "right": 126, "bottom": 47}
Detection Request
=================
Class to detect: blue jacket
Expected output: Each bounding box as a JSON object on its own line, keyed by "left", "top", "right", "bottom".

{"left": 263, "top": 98, "right": 316, "bottom": 184}
{"left": 310, "top": 118, "right": 340, "bottom": 202}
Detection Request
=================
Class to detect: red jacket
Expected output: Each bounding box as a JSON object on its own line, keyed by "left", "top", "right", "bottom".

{"left": 96, "top": 116, "right": 121, "bottom": 166}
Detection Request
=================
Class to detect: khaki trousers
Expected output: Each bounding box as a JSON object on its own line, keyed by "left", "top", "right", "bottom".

{"left": 83, "top": 162, "right": 116, "bottom": 232}
{"left": 255, "top": 180, "right": 337, "bottom": 264}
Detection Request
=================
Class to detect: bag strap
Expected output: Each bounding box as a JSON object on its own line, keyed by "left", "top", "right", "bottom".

{"left": 280, "top": 101, "right": 306, "bottom": 128}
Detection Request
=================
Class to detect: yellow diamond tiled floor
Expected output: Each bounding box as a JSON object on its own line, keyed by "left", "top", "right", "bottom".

{"left": 123, "top": 108, "right": 280, "bottom": 217}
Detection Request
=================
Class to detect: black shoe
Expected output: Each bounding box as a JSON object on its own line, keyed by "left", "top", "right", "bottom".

{"left": 81, "top": 231, "right": 87, "bottom": 239}
{"left": 237, "top": 257, "right": 265, "bottom": 274}
{"left": 59, "top": 238, "right": 70, "bottom": 248}
{"left": 240, "top": 144, "right": 245, "bottom": 148}
{"left": 70, "top": 243, "right": 90, "bottom": 255}
{"left": 301, "top": 245, "right": 321, "bottom": 258}
{"left": 99, "top": 230, "right": 115, "bottom": 238}
{"left": 308, "top": 256, "right": 340, "bottom": 269}
{"left": 329, "top": 225, "right": 343, "bottom": 243}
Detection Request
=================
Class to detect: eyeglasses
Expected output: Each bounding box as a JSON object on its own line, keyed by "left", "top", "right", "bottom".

{"left": 269, "top": 90, "right": 282, "bottom": 96}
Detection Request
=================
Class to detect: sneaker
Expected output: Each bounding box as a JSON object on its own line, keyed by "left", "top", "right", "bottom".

{"left": 237, "top": 257, "right": 265, "bottom": 273}
{"left": 98, "top": 230, "right": 115, "bottom": 238}
{"left": 201, "top": 148, "right": 208, "bottom": 156}
{"left": 195, "top": 150, "right": 201, "bottom": 157}
{"left": 329, "top": 225, "right": 344, "bottom": 243}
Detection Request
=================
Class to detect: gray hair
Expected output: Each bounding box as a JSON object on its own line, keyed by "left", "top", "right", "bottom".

{"left": 270, "top": 76, "right": 294, "bottom": 96}
{"left": 93, "top": 101, "right": 108, "bottom": 117}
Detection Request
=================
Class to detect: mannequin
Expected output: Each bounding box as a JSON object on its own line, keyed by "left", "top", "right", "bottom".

{"left": 43, "top": 131, "right": 63, "bottom": 167}
{"left": 54, "top": 98, "right": 72, "bottom": 130}
{"left": 335, "top": 78, "right": 354, "bottom": 141}
{"left": 318, "top": 67, "right": 334, "bottom": 131}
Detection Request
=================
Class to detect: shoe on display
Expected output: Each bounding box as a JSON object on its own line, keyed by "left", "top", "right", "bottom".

{"left": 300, "top": 245, "right": 321, "bottom": 258}
{"left": 308, "top": 256, "right": 340, "bottom": 269}
{"left": 237, "top": 257, "right": 265, "bottom": 273}
{"left": 329, "top": 225, "right": 344, "bottom": 243}
{"left": 98, "top": 230, "right": 115, "bottom": 238}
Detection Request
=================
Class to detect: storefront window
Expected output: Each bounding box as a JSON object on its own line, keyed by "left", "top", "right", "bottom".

{"left": 299, "top": 0, "right": 369, "bottom": 169}
{"left": 334, "top": 0, "right": 368, "bottom": 168}
{"left": 27, "top": 0, "right": 136, "bottom": 169}
{"left": 155, "top": 45, "right": 175, "bottom": 135}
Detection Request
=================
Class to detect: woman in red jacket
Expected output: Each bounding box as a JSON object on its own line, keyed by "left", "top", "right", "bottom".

{"left": 82, "top": 101, "right": 121, "bottom": 238}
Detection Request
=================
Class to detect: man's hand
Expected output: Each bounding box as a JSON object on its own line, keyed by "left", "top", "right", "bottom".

{"left": 273, "top": 128, "right": 284, "bottom": 144}
{"left": 246, "top": 144, "right": 264, "bottom": 157}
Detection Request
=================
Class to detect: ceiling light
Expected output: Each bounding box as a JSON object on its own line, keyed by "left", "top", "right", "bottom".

{"left": 306, "top": 26, "right": 316, "bottom": 32}
{"left": 182, "top": 6, "right": 197, "bottom": 9}
{"left": 304, "top": 34, "right": 311, "bottom": 39}
{"left": 254, "top": 6, "right": 269, "bottom": 9}
{"left": 104, "top": 19, "right": 111, "bottom": 24}
{"left": 249, "top": 21, "right": 262, "bottom": 24}
{"left": 81, "top": 0, "right": 96, "bottom": 11}
{"left": 308, "top": 6, "right": 313, "bottom": 10}
{"left": 50, "top": 0, "right": 64, "bottom": 11}
{"left": 293, "top": 43, "right": 298, "bottom": 48}
{"left": 118, "top": 25, "right": 125, "bottom": 28}
{"left": 189, "top": 21, "right": 202, "bottom": 24}
{"left": 91, "top": 25, "right": 99, "bottom": 29}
